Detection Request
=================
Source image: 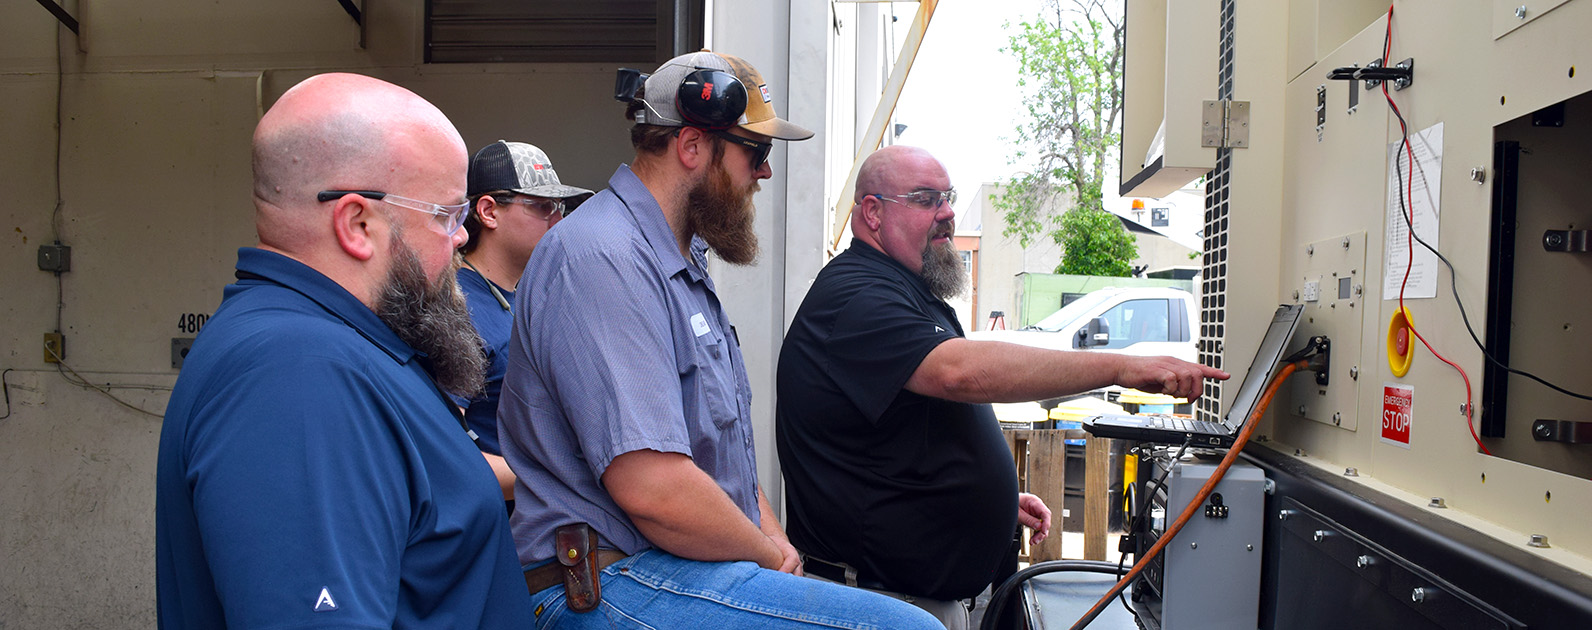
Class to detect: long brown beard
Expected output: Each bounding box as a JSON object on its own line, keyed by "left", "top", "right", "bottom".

{"left": 375, "top": 236, "right": 487, "bottom": 399}
{"left": 685, "top": 144, "right": 760, "bottom": 266}
{"left": 920, "top": 237, "right": 967, "bottom": 301}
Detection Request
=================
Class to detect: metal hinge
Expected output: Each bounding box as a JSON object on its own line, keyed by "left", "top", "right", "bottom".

{"left": 1201, "top": 100, "right": 1250, "bottom": 148}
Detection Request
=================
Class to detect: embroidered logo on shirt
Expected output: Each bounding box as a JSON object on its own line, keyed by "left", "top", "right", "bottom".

{"left": 691, "top": 313, "right": 711, "bottom": 337}
{"left": 314, "top": 587, "right": 338, "bottom": 612}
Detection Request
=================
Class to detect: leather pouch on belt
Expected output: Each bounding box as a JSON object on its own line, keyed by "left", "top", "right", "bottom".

{"left": 555, "top": 523, "right": 602, "bottom": 613}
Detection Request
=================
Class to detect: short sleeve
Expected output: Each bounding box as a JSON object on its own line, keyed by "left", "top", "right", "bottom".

{"left": 824, "top": 284, "right": 959, "bottom": 422}
{"left": 524, "top": 245, "right": 691, "bottom": 478}
{"left": 185, "top": 357, "right": 409, "bottom": 629}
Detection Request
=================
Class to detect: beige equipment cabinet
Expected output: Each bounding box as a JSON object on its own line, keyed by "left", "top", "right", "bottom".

{"left": 1121, "top": 0, "right": 1592, "bottom": 628}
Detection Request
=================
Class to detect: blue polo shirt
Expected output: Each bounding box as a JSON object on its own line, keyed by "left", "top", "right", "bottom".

{"left": 155, "top": 248, "right": 531, "bottom": 629}
{"left": 453, "top": 265, "right": 513, "bottom": 456}
{"left": 498, "top": 165, "right": 759, "bottom": 563}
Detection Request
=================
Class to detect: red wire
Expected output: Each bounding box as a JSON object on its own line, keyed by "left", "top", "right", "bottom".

{"left": 1380, "top": 5, "right": 1490, "bottom": 455}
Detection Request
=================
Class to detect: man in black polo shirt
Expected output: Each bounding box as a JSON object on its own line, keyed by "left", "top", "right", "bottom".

{"left": 775, "top": 145, "right": 1228, "bottom": 629}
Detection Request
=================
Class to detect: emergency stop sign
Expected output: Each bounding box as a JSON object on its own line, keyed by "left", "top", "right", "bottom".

{"left": 1382, "top": 384, "right": 1413, "bottom": 448}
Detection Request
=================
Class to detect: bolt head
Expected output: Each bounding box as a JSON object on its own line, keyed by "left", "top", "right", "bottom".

{"left": 1308, "top": 245, "right": 1315, "bottom": 255}
{"left": 1516, "top": 5, "right": 1528, "bottom": 19}
{"left": 1344, "top": 467, "right": 1358, "bottom": 477}
{"left": 1190, "top": 542, "right": 1198, "bottom": 550}
{"left": 1343, "top": 237, "right": 1351, "bottom": 248}
{"left": 1528, "top": 534, "right": 1551, "bottom": 548}
{"left": 1350, "top": 366, "right": 1360, "bottom": 379}
{"left": 1357, "top": 555, "right": 1371, "bottom": 568}
{"left": 1412, "top": 587, "right": 1427, "bottom": 602}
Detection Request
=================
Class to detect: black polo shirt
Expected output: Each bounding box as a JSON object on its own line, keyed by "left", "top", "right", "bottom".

{"left": 776, "top": 239, "right": 1018, "bottom": 601}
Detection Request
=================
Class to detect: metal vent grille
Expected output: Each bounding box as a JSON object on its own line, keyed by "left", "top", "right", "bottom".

{"left": 425, "top": 0, "right": 701, "bottom": 64}
{"left": 1198, "top": 0, "right": 1236, "bottom": 424}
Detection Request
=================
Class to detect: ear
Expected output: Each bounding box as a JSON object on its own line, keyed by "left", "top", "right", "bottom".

{"left": 675, "top": 127, "right": 711, "bottom": 171}
{"left": 331, "top": 195, "right": 381, "bottom": 261}
{"left": 858, "top": 196, "right": 884, "bottom": 232}
{"left": 476, "top": 196, "right": 501, "bottom": 229}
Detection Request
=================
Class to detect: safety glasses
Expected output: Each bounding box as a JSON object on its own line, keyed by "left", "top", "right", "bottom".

{"left": 710, "top": 130, "right": 773, "bottom": 170}
{"left": 872, "top": 188, "right": 957, "bottom": 211}
{"left": 317, "top": 190, "right": 472, "bottom": 236}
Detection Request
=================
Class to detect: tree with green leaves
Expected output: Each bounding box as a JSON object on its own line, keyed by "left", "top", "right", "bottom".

{"left": 994, "top": 0, "right": 1136, "bottom": 277}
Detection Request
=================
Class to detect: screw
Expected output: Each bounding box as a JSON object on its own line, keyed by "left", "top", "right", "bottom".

{"left": 1313, "top": 530, "right": 1328, "bottom": 542}
{"left": 1349, "top": 366, "right": 1359, "bottom": 380}
{"left": 1429, "top": 497, "right": 1447, "bottom": 508}
{"left": 1278, "top": 509, "right": 1293, "bottom": 521}
{"left": 1357, "top": 555, "right": 1372, "bottom": 568}
{"left": 1535, "top": 423, "right": 1554, "bottom": 439}
{"left": 1333, "top": 412, "right": 1342, "bottom": 426}
{"left": 1412, "top": 587, "right": 1427, "bottom": 603}
{"left": 1293, "top": 289, "right": 1300, "bottom": 300}
{"left": 1298, "top": 405, "right": 1307, "bottom": 416}
{"left": 1528, "top": 534, "right": 1551, "bottom": 548}
{"left": 1344, "top": 467, "right": 1359, "bottom": 477}
{"left": 1354, "top": 284, "right": 1364, "bottom": 297}
{"left": 1470, "top": 167, "right": 1486, "bottom": 183}
{"left": 1343, "top": 237, "right": 1351, "bottom": 249}
{"left": 1547, "top": 232, "right": 1565, "bottom": 248}
{"left": 1308, "top": 244, "right": 1315, "bottom": 255}
{"left": 1190, "top": 542, "right": 1198, "bottom": 550}
{"left": 1516, "top": 5, "right": 1528, "bottom": 19}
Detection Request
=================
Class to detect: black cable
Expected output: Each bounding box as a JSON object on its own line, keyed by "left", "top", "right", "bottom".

{"left": 980, "top": 560, "right": 1124, "bottom": 630}
{"left": 1110, "top": 439, "right": 1192, "bottom": 624}
{"left": 1385, "top": 81, "right": 1592, "bottom": 402}
{"left": 1, "top": 368, "right": 14, "bottom": 421}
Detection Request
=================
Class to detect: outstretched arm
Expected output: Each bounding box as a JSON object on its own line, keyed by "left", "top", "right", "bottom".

{"left": 904, "top": 338, "right": 1229, "bottom": 404}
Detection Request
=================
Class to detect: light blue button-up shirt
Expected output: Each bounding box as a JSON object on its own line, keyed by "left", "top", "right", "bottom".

{"left": 498, "top": 165, "right": 759, "bottom": 563}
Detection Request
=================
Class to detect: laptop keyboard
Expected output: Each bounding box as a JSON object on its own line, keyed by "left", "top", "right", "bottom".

{"left": 1146, "top": 415, "right": 1224, "bottom": 434}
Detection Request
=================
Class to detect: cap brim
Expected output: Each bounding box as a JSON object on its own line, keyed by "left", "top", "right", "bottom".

{"left": 740, "top": 117, "right": 814, "bottom": 141}
{"left": 515, "top": 183, "right": 595, "bottom": 199}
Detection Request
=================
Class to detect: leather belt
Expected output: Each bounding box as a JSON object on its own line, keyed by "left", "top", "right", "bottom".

{"left": 802, "top": 555, "right": 892, "bottom": 592}
{"left": 524, "top": 549, "right": 628, "bottom": 595}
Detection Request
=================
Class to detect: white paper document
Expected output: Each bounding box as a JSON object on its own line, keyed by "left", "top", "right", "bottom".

{"left": 1383, "top": 122, "right": 1443, "bottom": 300}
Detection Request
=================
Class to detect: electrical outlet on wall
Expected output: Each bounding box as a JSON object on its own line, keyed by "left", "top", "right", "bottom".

{"left": 43, "top": 332, "right": 64, "bottom": 363}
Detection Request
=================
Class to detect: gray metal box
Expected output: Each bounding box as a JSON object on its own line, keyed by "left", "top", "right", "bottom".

{"left": 1155, "top": 459, "right": 1266, "bottom": 630}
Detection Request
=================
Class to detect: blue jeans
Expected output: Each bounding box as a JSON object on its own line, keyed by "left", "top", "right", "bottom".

{"left": 528, "top": 549, "right": 944, "bottom": 629}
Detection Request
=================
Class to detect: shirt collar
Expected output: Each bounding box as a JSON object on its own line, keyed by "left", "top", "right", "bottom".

{"left": 231, "top": 247, "right": 418, "bottom": 364}
{"left": 608, "top": 164, "right": 696, "bottom": 279}
{"left": 846, "top": 238, "right": 941, "bottom": 300}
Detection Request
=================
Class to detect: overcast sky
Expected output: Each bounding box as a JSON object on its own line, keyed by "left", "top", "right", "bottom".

{"left": 892, "top": 0, "right": 1050, "bottom": 223}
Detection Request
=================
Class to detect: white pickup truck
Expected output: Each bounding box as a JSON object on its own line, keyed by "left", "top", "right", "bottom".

{"left": 968, "top": 286, "right": 1198, "bottom": 363}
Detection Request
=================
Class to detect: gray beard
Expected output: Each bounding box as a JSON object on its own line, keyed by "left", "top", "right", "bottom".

{"left": 920, "top": 239, "right": 967, "bottom": 301}
{"left": 374, "top": 237, "right": 487, "bottom": 400}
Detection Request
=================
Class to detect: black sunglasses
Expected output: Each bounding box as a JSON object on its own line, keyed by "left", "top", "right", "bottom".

{"left": 709, "top": 130, "right": 773, "bottom": 170}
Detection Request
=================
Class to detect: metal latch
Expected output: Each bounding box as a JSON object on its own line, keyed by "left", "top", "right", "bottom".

{"left": 1202, "top": 100, "right": 1250, "bottom": 148}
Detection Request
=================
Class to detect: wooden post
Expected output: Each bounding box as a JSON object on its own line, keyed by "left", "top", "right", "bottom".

{"left": 1024, "top": 430, "right": 1066, "bottom": 562}
{"left": 1083, "top": 434, "right": 1111, "bottom": 561}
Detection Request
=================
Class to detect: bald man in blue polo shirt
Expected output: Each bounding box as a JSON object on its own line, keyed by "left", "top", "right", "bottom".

{"left": 155, "top": 73, "right": 530, "bottom": 629}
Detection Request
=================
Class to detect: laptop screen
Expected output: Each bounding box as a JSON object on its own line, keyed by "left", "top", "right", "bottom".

{"left": 1219, "top": 304, "right": 1305, "bottom": 431}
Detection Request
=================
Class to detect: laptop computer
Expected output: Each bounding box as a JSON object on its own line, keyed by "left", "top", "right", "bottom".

{"left": 1083, "top": 304, "right": 1304, "bottom": 448}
